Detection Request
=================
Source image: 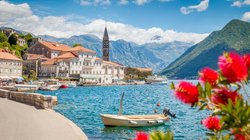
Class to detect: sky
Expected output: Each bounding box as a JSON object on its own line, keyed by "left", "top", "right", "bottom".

{"left": 0, "top": 0, "right": 249, "bottom": 44}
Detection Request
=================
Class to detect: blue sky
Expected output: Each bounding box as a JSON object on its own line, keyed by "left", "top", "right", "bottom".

{"left": 0, "top": 0, "right": 250, "bottom": 44}
{"left": 8, "top": 0, "right": 250, "bottom": 33}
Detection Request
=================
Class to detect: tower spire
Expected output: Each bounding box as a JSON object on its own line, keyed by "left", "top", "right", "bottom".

{"left": 102, "top": 26, "right": 110, "bottom": 61}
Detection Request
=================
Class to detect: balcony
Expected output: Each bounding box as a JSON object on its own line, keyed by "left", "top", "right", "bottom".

{"left": 82, "top": 65, "right": 93, "bottom": 69}
{"left": 84, "top": 57, "right": 92, "bottom": 61}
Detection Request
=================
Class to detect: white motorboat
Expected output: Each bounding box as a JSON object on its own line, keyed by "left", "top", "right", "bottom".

{"left": 146, "top": 75, "right": 168, "bottom": 85}
{"left": 39, "top": 84, "right": 60, "bottom": 91}
{"left": 100, "top": 93, "right": 170, "bottom": 127}
{"left": 68, "top": 83, "right": 77, "bottom": 88}
{"left": 134, "top": 80, "right": 146, "bottom": 85}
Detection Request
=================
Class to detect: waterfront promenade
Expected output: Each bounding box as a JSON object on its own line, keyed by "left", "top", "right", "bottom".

{"left": 0, "top": 98, "right": 88, "bottom": 140}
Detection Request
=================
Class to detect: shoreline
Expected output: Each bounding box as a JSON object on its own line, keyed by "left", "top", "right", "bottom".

{"left": 0, "top": 98, "right": 88, "bottom": 140}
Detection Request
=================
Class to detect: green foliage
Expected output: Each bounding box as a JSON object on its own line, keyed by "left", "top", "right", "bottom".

{"left": 28, "top": 70, "right": 37, "bottom": 80}
{"left": 0, "top": 41, "right": 10, "bottom": 48}
{"left": 150, "top": 131, "right": 174, "bottom": 140}
{"left": 73, "top": 43, "right": 82, "bottom": 47}
{"left": 125, "top": 67, "right": 152, "bottom": 80}
{"left": 24, "top": 33, "right": 33, "bottom": 44}
{"left": 8, "top": 34, "right": 17, "bottom": 45}
{"left": 0, "top": 32, "right": 8, "bottom": 43}
{"left": 161, "top": 19, "right": 250, "bottom": 79}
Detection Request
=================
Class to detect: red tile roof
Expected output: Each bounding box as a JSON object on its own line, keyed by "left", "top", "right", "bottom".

{"left": 135, "top": 68, "right": 153, "bottom": 72}
{"left": 0, "top": 51, "right": 22, "bottom": 61}
{"left": 103, "top": 61, "right": 123, "bottom": 67}
{"left": 95, "top": 57, "right": 102, "bottom": 61}
{"left": 54, "top": 52, "right": 77, "bottom": 59}
{"left": 41, "top": 59, "right": 56, "bottom": 65}
{"left": 68, "top": 46, "right": 96, "bottom": 54}
{"left": 38, "top": 40, "right": 71, "bottom": 51}
{"left": 25, "top": 53, "right": 47, "bottom": 60}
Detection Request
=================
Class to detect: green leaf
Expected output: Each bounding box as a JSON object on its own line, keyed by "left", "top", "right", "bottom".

{"left": 170, "top": 82, "right": 175, "bottom": 90}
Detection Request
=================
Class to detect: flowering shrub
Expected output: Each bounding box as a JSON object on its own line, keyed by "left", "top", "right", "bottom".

{"left": 134, "top": 52, "right": 250, "bottom": 140}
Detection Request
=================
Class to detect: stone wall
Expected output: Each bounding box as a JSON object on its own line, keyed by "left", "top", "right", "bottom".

{"left": 0, "top": 89, "right": 57, "bottom": 109}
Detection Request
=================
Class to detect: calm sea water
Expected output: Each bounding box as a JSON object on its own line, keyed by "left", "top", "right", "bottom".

{"left": 38, "top": 82, "right": 209, "bottom": 140}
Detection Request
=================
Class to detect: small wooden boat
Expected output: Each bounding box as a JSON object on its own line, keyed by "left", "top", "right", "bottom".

{"left": 100, "top": 93, "right": 170, "bottom": 127}
{"left": 100, "top": 114, "right": 169, "bottom": 127}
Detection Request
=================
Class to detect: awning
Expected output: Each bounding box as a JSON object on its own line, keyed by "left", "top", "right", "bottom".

{"left": 0, "top": 76, "right": 11, "bottom": 80}
{"left": 10, "top": 76, "right": 24, "bottom": 80}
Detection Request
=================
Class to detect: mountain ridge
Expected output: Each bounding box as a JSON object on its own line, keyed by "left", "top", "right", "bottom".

{"left": 160, "top": 19, "right": 250, "bottom": 78}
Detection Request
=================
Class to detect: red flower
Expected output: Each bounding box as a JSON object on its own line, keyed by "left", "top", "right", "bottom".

{"left": 175, "top": 81, "right": 199, "bottom": 105}
{"left": 235, "top": 134, "right": 246, "bottom": 140}
{"left": 243, "top": 54, "right": 250, "bottom": 68}
{"left": 134, "top": 132, "right": 149, "bottom": 140}
{"left": 202, "top": 116, "right": 221, "bottom": 131}
{"left": 199, "top": 67, "right": 219, "bottom": 86}
{"left": 218, "top": 52, "right": 248, "bottom": 82}
{"left": 211, "top": 88, "right": 240, "bottom": 105}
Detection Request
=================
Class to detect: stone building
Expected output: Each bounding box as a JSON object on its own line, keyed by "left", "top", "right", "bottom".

{"left": 22, "top": 53, "right": 48, "bottom": 77}
{"left": 0, "top": 50, "right": 22, "bottom": 79}
{"left": 17, "top": 38, "right": 26, "bottom": 46}
{"left": 27, "top": 39, "right": 71, "bottom": 58}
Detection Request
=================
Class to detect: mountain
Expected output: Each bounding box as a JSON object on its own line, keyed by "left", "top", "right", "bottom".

{"left": 160, "top": 19, "right": 250, "bottom": 79}
{"left": 39, "top": 35, "right": 192, "bottom": 72}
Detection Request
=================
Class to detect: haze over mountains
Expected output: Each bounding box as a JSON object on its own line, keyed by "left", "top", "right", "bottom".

{"left": 39, "top": 34, "right": 193, "bottom": 72}
{"left": 160, "top": 19, "right": 250, "bottom": 79}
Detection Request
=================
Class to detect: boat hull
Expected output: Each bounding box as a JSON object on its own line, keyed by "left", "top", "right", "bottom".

{"left": 100, "top": 114, "right": 169, "bottom": 127}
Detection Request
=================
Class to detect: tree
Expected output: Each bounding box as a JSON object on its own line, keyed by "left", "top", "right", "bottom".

{"left": 8, "top": 34, "right": 17, "bottom": 45}
{"left": 0, "top": 42, "right": 10, "bottom": 49}
{"left": 73, "top": 43, "right": 82, "bottom": 47}
{"left": 28, "top": 70, "right": 37, "bottom": 80}
{"left": 0, "top": 32, "right": 8, "bottom": 43}
{"left": 24, "top": 33, "right": 33, "bottom": 45}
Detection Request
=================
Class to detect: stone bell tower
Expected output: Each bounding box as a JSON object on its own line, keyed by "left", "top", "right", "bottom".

{"left": 102, "top": 27, "right": 109, "bottom": 61}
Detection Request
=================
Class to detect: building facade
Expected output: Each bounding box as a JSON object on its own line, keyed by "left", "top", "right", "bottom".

{"left": 0, "top": 50, "right": 22, "bottom": 79}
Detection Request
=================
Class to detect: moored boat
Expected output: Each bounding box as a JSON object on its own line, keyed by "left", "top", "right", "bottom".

{"left": 60, "top": 85, "right": 68, "bottom": 89}
{"left": 68, "top": 83, "right": 77, "bottom": 88}
{"left": 100, "top": 93, "right": 171, "bottom": 127}
{"left": 145, "top": 75, "right": 168, "bottom": 85}
{"left": 100, "top": 114, "right": 169, "bottom": 127}
{"left": 39, "top": 85, "right": 60, "bottom": 91}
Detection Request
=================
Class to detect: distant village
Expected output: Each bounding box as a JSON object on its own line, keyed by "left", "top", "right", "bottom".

{"left": 0, "top": 27, "right": 153, "bottom": 85}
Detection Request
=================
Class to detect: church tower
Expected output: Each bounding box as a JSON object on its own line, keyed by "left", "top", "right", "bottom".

{"left": 102, "top": 27, "right": 109, "bottom": 61}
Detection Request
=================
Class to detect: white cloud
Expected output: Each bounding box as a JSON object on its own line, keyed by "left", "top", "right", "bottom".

{"left": 242, "top": 11, "right": 250, "bottom": 21}
{"left": 133, "top": 0, "right": 150, "bottom": 5}
{"left": 0, "top": 1, "right": 208, "bottom": 45}
{"left": 79, "top": 0, "right": 111, "bottom": 6}
{"left": 231, "top": 0, "right": 250, "bottom": 7}
{"left": 180, "top": 0, "right": 209, "bottom": 15}
{"left": 119, "top": 0, "right": 129, "bottom": 5}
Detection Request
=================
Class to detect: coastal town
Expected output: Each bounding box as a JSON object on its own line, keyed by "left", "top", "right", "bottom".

{"left": 0, "top": 27, "right": 162, "bottom": 91}
{"left": 1, "top": 1, "right": 249, "bottom": 140}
